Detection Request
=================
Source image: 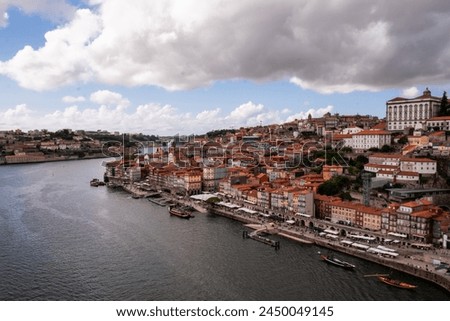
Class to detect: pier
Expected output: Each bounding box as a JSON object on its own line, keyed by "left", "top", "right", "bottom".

{"left": 242, "top": 227, "right": 280, "bottom": 250}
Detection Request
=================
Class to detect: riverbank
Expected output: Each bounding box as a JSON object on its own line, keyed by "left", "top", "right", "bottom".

{"left": 113, "top": 183, "right": 450, "bottom": 293}
{"left": 205, "top": 203, "right": 450, "bottom": 293}
{"left": 0, "top": 153, "right": 109, "bottom": 165}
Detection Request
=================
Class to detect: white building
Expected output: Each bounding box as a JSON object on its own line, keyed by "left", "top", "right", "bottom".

{"left": 368, "top": 153, "right": 402, "bottom": 166}
{"left": 400, "top": 158, "right": 437, "bottom": 175}
{"left": 427, "top": 116, "right": 450, "bottom": 131}
{"left": 341, "top": 127, "right": 363, "bottom": 135}
{"left": 350, "top": 130, "right": 392, "bottom": 151}
{"left": 386, "top": 88, "right": 441, "bottom": 131}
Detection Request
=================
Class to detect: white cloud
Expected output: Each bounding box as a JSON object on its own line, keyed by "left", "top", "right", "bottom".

{"left": 0, "top": 0, "right": 76, "bottom": 28}
{"left": 286, "top": 106, "right": 334, "bottom": 122}
{"left": 90, "top": 90, "right": 130, "bottom": 107}
{"left": 401, "top": 87, "right": 420, "bottom": 98}
{"left": 1, "top": 1, "right": 450, "bottom": 93}
{"left": 0, "top": 104, "right": 35, "bottom": 129}
{"left": 289, "top": 77, "right": 376, "bottom": 94}
{"left": 228, "top": 101, "right": 264, "bottom": 120}
{"left": 62, "top": 95, "right": 86, "bottom": 103}
{"left": 1, "top": 11, "right": 9, "bottom": 28}
{"left": 0, "top": 9, "right": 101, "bottom": 90}
{"left": 0, "top": 99, "right": 333, "bottom": 135}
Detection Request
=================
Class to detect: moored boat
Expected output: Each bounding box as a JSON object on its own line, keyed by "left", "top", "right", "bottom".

{"left": 377, "top": 276, "right": 417, "bottom": 289}
{"left": 90, "top": 178, "right": 105, "bottom": 187}
{"left": 320, "top": 254, "right": 355, "bottom": 269}
{"left": 168, "top": 205, "right": 192, "bottom": 219}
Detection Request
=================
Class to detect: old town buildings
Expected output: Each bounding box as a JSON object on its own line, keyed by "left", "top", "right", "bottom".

{"left": 4, "top": 88, "right": 449, "bottom": 248}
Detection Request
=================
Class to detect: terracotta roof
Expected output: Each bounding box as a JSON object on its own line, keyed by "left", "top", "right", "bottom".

{"left": 401, "top": 157, "right": 436, "bottom": 163}
{"left": 387, "top": 97, "right": 407, "bottom": 102}
{"left": 428, "top": 116, "right": 450, "bottom": 121}
{"left": 388, "top": 93, "right": 440, "bottom": 102}
{"left": 365, "top": 163, "right": 398, "bottom": 170}
{"left": 369, "top": 153, "right": 402, "bottom": 159}
{"left": 429, "top": 131, "right": 445, "bottom": 137}
{"left": 401, "top": 199, "right": 433, "bottom": 208}
{"left": 377, "top": 170, "right": 394, "bottom": 175}
{"left": 411, "top": 209, "right": 440, "bottom": 219}
{"left": 314, "top": 194, "right": 341, "bottom": 202}
{"left": 371, "top": 122, "right": 386, "bottom": 130}
{"left": 332, "top": 201, "right": 382, "bottom": 215}
{"left": 332, "top": 134, "right": 353, "bottom": 140}
{"left": 355, "top": 130, "right": 391, "bottom": 135}
{"left": 397, "top": 171, "right": 419, "bottom": 177}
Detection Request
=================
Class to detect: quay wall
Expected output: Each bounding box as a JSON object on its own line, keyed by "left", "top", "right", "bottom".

{"left": 314, "top": 239, "right": 450, "bottom": 293}
{"left": 106, "top": 186, "right": 450, "bottom": 294}
{"left": 0, "top": 154, "right": 108, "bottom": 165}
{"left": 209, "top": 205, "right": 450, "bottom": 293}
{"left": 209, "top": 207, "right": 256, "bottom": 224}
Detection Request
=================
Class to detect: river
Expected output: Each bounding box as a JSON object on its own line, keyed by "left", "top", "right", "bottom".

{"left": 0, "top": 159, "right": 448, "bottom": 300}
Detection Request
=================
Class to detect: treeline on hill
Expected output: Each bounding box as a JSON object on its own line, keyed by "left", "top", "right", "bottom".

{"left": 206, "top": 129, "right": 237, "bottom": 138}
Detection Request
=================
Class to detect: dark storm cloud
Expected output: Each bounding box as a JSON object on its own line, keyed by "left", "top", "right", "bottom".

{"left": 1, "top": 0, "right": 450, "bottom": 92}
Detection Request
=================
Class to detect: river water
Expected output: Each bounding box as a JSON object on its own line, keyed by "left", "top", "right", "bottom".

{"left": 0, "top": 159, "right": 449, "bottom": 301}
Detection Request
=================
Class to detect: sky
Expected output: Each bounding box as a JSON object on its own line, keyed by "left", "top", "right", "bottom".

{"left": 1, "top": 0, "right": 450, "bottom": 135}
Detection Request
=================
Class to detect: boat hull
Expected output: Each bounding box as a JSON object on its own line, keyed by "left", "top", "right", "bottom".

{"left": 168, "top": 206, "right": 192, "bottom": 219}
{"left": 320, "top": 255, "right": 355, "bottom": 269}
{"left": 378, "top": 276, "right": 417, "bottom": 289}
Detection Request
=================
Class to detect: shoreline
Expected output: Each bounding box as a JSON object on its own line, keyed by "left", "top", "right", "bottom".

{"left": 110, "top": 183, "right": 450, "bottom": 294}
{"left": 0, "top": 154, "right": 109, "bottom": 166}
{"left": 205, "top": 203, "right": 450, "bottom": 293}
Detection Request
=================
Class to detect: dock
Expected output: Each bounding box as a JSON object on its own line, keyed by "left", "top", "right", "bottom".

{"left": 243, "top": 230, "right": 280, "bottom": 249}
{"left": 242, "top": 223, "right": 280, "bottom": 249}
{"left": 278, "top": 232, "right": 314, "bottom": 245}
{"left": 147, "top": 197, "right": 170, "bottom": 206}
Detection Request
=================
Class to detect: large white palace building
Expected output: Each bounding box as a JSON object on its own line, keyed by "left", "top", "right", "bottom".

{"left": 386, "top": 88, "right": 441, "bottom": 131}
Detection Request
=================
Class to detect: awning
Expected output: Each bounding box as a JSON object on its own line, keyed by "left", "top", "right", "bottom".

{"left": 190, "top": 193, "right": 217, "bottom": 201}
{"left": 351, "top": 243, "right": 370, "bottom": 250}
{"left": 368, "top": 247, "right": 399, "bottom": 257}
{"left": 348, "top": 234, "right": 376, "bottom": 241}
{"left": 388, "top": 232, "right": 407, "bottom": 238}
{"left": 295, "top": 213, "right": 311, "bottom": 218}
{"left": 237, "top": 207, "right": 257, "bottom": 214}
{"left": 217, "top": 202, "right": 240, "bottom": 209}
{"left": 324, "top": 229, "right": 339, "bottom": 235}
{"left": 411, "top": 243, "right": 432, "bottom": 248}
{"left": 377, "top": 245, "right": 397, "bottom": 252}
{"left": 326, "top": 234, "right": 339, "bottom": 239}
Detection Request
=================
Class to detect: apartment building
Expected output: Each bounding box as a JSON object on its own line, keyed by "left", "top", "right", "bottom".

{"left": 350, "top": 130, "right": 392, "bottom": 151}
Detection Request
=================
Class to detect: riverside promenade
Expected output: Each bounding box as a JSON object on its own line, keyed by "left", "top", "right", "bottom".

{"left": 112, "top": 183, "right": 450, "bottom": 293}
{"left": 205, "top": 203, "right": 450, "bottom": 293}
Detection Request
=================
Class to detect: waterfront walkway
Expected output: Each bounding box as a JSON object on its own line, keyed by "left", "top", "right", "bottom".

{"left": 205, "top": 203, "right": 450, "bottom": 292}
{"left": 111, "top": 182, "right": 450, "bottom": 293}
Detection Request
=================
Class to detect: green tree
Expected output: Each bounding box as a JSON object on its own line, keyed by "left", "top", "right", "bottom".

{"left": 317, "top": 175, "right": 350, "bottom": 196}
{"left": 381, "top": 145, "right": 395, "bottom": 153}
{"left": 439, "top": 91, "right": 449, "bottom": 116}
{"left": 398, "top": 136, "right": 408, "bottom": 145}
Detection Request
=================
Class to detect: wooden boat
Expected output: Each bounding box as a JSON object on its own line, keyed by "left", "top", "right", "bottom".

{"left": 168, "top": 205, "right": 192, "bottom": 219}
{"left": 90, "top": 178, "right": 105, "bottom": 187}
{"left": 378, "top": 276, "right": 417, "bottom": 289}
{"left": 320, "top": 254, "right": 355, "bottom": 269}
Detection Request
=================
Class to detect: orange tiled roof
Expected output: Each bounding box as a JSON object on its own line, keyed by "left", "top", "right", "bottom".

{"left": 401, "top": 157, "right": 436, "bottom": 163}
{"left": 355, "top": 130, "right": 391, "bottom": 135}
